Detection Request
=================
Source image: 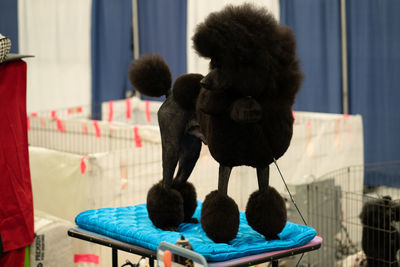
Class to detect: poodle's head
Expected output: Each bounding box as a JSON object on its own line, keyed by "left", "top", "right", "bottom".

{"left": 360, "top": 196, "right": 399, "bottom": 230}
{"left": 192, "top": 4, "right": 302, "bottom": 103}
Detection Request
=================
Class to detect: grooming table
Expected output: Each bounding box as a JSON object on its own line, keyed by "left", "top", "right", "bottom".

{"left": 69, "top": 203, "right": 322, "bottom": 266}
{"left": 68, "top": 227, "right": 322, "bottom": 267}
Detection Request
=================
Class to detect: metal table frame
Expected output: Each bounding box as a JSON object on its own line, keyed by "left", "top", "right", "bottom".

{"left": 68, "top": 227, "right": 322, "bottom": 267}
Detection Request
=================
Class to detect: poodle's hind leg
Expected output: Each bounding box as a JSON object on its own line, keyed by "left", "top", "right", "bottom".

{"left": 172, "top": 132, "right": 202, "bottom": 223}
{"left": 201, "top": 165, "right": 240, "bottom": 243}
{"left": 146, "top": 97, "right": 188, "bottom": 231}
{"left": 245, "top": 166, "right": 287, "bottom": 240}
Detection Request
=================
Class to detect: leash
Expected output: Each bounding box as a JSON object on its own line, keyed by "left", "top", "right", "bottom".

{"left": 273, "top": 158, "right": 307, "bottom": 267}
{"left": 273, "top": 158, "right": 307, "bottom": 226}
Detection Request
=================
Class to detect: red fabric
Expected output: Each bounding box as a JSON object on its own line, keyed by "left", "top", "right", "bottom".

{"left": 0, "top": 60, "right": 34, "bottom": 253}
{"left": 0, "top": 246, "right": 25, "bottom": 267}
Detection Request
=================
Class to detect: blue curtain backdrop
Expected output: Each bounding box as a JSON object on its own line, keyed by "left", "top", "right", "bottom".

{"left": 91, "top": 0, "right": 134, "bottom": 118}
{"left": 0, "top": 0, "right": 19, "bottom": 53}
{"left": 280, "top": 0, "right": 342, "bottom": 113}
{"left": 137, "top": 0, "right": 187, "bottom": 100}
{"left": 347, "top": 0, "right": 400, "bottom": 163}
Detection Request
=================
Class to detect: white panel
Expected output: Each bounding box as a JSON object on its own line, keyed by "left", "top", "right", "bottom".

{"left": 18, "top": 0, "right": 92, "bottom": 112}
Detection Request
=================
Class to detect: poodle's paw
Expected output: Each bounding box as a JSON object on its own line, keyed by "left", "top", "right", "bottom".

{"left": 200, "top": 190, "right": 239, "bottom": 243}
{"left": 171, "top": 181, "right": 198, "bottom": 223}
{"left": 146, "top": 181, "right": 184, "bottom": 230}
{"left": 245, "top": 186, "right": 287, "bottom": 240}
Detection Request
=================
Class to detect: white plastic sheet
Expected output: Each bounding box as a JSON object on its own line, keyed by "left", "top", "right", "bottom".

{"left": 31, "top": 210, "right": 74, "bottom": 267}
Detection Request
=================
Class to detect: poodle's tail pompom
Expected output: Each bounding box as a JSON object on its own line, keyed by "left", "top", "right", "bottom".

{"left": 128, "top": 54, "right": 172, "bottom": 97}
{"left": 230, "top": 97, "right": 262, "bottom": 123}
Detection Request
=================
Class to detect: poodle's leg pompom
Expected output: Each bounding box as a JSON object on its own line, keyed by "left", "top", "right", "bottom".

{"left": 201, "top": 190, "right": 239, "bottom": 243}
{"left": 172, "top": 181, "right": 198, "bottom": 223}
{"left": 246, "top": 186, "right": 287, "bottom": 240}
{"left": 146, "top": 181, "right": 184, "bottom": 231}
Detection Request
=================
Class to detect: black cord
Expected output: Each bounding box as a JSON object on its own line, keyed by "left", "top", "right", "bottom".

{"left": 120, "top": 256, "right": 146, "bottom": 267}
{"left": 273, "top": 158, "right": 307, "bottom": 267}
{"left": 273, "top": 158, "right": 308, "bottom": 226}
{"left": 296, "top": 253, "right": 305, "bottom": 267}
{"left": 121, "top": 261, "right": 135, "bottom": 267}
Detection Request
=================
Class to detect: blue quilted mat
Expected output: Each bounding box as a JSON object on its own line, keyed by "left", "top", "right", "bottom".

{"left": 75, "top": 202, "right": 316, "bottom": 262}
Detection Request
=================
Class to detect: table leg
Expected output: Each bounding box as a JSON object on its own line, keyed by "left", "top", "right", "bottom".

{"left": 112, "top": 248, "right": 118, "bottom": 267}
{"left": 149, "top": 258, "right": 154, "bottom": 267}
{"left": 271, "top": 260, "right": 279, "bottom": 267}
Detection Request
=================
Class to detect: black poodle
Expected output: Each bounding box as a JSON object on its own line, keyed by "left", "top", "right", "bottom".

{"left": 129, "top": 4, "right": 302, "bottom": 243}
{"left": 360, "top": 195, "right": 400, "bottom": 267}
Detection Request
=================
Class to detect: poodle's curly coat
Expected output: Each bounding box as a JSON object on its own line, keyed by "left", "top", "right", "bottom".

{"left": 129, "top": 3, "right": 302, "bottom": 243}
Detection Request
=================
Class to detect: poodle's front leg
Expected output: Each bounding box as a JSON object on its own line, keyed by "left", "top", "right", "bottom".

{"left": 201, "top": 165, "right": 239, "bottom": 243}
{"left": 172, "top": 132, "right": 202, "bottom": 223}
{"left": 256, "top": 166, "right": 269, "bottom": 191}
{"left": 218, "top": 165, "right": 231, "bottom": 195}
{"left": 146, "top": 97, "right": 188, "bottom": 231}
{"left": 246, "top": 166, "right": 287, "bottom": 240}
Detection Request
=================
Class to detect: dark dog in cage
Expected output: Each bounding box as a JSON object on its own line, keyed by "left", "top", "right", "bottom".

{"left": 360, "top": 195, "right": 400, "bottom": 267}
{"left": 128, "top": 4, "right": 302, "bottom": 243}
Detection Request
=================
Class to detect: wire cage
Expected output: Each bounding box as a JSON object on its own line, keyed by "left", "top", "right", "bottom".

{"left": 286, "top": 162, "right": 400, "bottom": 267}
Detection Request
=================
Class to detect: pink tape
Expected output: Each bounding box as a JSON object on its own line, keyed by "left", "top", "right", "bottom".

{"left": 56, "top": 118, "right": 65, "bottom": 133}
{"left": 108, "top": 101, "right": 114, "bottom": 122}
{"left": 31, "top": 112, "right": 38, "bottom": 117}
{"left": 292, "top": 110, "right": 296, "bottom": 125}
{"left": 120, "top": 160, "right": 128, "bottom": 190}
{"left": 93, "top": 120, "right": 101, "bottom": 138}
{"left": 51, "top": 110, "right": 57, "bottom": 119}
{"left": 343, "top": 114, "right": 350, "bottom": 119}
{"left": 145, "top": 100, "right": 151, "bottom": 123}
{"left": 80, "top": 156, "right": 88, "bottom": 174}
{"left": 133, "top": 126, "right": 142, "bottom": 148}
{"left": 126, "top": 98, "right": 131, "bottom": 119}
{"left": 82, "top": 123, "right": 88, "bottom": 134}
{"left": 68, "top": 107, "right": 83, "bottom": 115}
{"left": 74, "top": 254, "right": 99, "bottom": 264}
{"left": 40, "top": 117, "right": 46, "bottom": 127}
